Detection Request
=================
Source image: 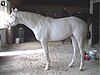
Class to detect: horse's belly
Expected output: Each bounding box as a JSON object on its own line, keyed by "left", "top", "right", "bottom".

{"left": 50, "top": 36, "right": 70, "bottom": 41}
{"left": 49, "top": 29, "right": 72, "bottom": 41}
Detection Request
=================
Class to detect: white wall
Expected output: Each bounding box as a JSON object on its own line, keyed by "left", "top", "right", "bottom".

{"left": 0, "top": 0, "right": 8, "bottom": 48}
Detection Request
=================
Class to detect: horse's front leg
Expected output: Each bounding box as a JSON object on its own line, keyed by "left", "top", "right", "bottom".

{"left": 41, "top": 40, "right": 50, "bottom": 70}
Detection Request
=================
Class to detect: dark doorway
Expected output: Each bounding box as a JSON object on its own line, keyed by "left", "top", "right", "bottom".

{"left": 92, "top": 2, "right": 99, "bottom": 45}
{"left": 12, "top": 24, "right": 37, "bottom": 43}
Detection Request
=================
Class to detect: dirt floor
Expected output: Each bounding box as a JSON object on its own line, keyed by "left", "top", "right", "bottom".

{"left": 0, "top": 41, "right": 99, "bottom": 75}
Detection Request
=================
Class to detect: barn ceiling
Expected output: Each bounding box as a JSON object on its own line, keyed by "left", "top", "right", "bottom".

{"left": 8, "top": 0, "right": 90, "bottom": 7}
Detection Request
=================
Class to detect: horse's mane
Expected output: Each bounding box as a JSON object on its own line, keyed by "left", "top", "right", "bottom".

{"left": 18, "top": 11, "right": 52, "bottom": 20}
{"left": 17, "top": 11, "right": 53, "bottom": 26}
{"left": 17, "top": 11, "right": 69, "bottom": 23}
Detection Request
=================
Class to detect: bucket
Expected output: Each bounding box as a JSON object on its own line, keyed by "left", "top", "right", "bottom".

{"left": 89, "top": 50, "right": 97, "bottom": 59}
{"left": 15, "top": 38, "right": 20, "bottom": 44}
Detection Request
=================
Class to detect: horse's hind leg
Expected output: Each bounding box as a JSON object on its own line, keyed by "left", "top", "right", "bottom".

{"left": 76, "top": 37, "right": 84, "bottom": 71}
{"left": 69, "top": 36, "right": 78, "bottom": 67}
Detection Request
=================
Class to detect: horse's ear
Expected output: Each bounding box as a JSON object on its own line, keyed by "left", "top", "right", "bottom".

{"left": 14, "top": 8, "right": 18, "bottom": 12}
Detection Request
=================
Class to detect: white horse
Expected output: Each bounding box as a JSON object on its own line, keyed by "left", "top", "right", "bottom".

{"left": 5, "top": 8, "right": 87, "bottom": 71}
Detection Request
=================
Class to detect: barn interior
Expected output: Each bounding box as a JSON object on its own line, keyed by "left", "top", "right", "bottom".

{"left": 0, "top": 0, "right": 99, "bottom": 45}
{"left": 0, "top": 0, "right": 99, "bottom": 75}
{"left": 8, "top": 0, "right": 91, "bottom": 43}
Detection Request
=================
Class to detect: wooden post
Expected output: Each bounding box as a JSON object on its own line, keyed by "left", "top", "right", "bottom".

{"left": 7, "top": 28, "right": 12, "bottom": 45}
{"left": 6, "top": 0, "right": 12, "bottom": 45}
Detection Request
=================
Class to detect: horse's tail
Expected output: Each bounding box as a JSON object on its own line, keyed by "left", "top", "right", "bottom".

{"left": 86, "top": 20, "right": 91, "bottom": 39}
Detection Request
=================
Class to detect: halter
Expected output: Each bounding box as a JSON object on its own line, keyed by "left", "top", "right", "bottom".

{"left": 7, "top": 14, "right": 18, "bottom": 28}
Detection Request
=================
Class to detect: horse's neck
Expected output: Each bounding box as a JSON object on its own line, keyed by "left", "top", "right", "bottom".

{"left": 17, "top": 11, "right": 42, "bottom": 34}
{"left": 17, "top": 12, "right": 36, "bottom": 29}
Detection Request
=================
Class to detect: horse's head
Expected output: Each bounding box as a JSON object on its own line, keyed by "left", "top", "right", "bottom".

{"left": 5, "top": 8, "right": 18, "bottom": 28}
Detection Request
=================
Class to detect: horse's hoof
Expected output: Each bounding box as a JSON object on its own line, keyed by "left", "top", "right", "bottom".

{"left": 44, "top": 67, "right": 49, "bottom": 70}
{"left": 44, "top": 65, "right": 50, "bottom": 70}
{"left": 79, "top": 67, "right": 83, "bottom": 71}
{"left": 68, "top": 63, "right": 73, "bottom": 68}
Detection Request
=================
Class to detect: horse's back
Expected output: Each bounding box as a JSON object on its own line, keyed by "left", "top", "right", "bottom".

{"left": 49, "top": 17, "right": 71, "bottom": 41}
{"left": 49, "top": 16, "right": 87, "bottom": 41}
